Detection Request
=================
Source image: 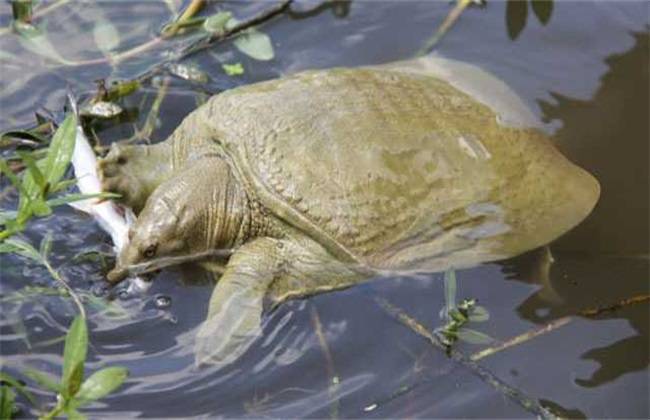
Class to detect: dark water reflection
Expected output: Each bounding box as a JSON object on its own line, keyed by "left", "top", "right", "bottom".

{"left": 1, "top": 1, "right": 648, "bottom": 418}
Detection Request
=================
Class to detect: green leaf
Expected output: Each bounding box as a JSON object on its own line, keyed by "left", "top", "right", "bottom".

{"left": 0, "top": 238, "right": 41, "bottom": 262}
{"left": 29, "top": 198, "right": 52, "bottom": 217}
{"left": 43, "top": 113, "right": 77, "bottom": 188}
{"left": 40, "top": 232, "right": 53, "bottom": 258}
{"left": 16, "top": 151, "right": 47, "bottom": 193}
{"left": 0, "top": 158, "right": 27, "bottom": 196}
{"left": 233, "top": 29, "right": 274, "bottom": 61}
{"left": 22, "top": 368, "right": 61, "bottom": 393}
{"left": 62, "top": 316, "right": 88, "bottom": 400}
{"left": 63, "top": 407, "right": 87, "bottom": 420}
{"left": 203, "top": 11, "right": 232, "bottom": 34}
{"left": 0, "top": 385, "right": 16, "bottom": 420}
{"left": 505, "top": 0, "right": 528, "bottom": 41}
{"left": 1, "top": 129, "right": 49, "bottom": 144}
{"left": 93, "top": 21, "right": 120, "bottom": 54}
{"left": 222, "top": 62, "right": 244, "bottom": 76}
{"left": 531, "top": 0, "right": 553, "bottom": 25}
{"left": 17, "top": 113, "right": 76, "bottom": 217}
{"left": 75, "top": 367, "right": 128, "bottom": 405}
{"left": 13, "top": 21, "right": 70, "bottom": 64}
{"left": 0, "top": 211, "right": 18, "bottom": 225}
{"left": 456, "top": 328, "right": 494, "bottom": 345}
{"left": 0, "top": 371, "right": 38, "bottom": 407}
{"left": 468, "top": 305, "right": 490, "bottom": 322}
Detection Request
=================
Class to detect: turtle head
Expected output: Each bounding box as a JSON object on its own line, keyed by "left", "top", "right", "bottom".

{"left": 107, "top": 188, "right": 186, "bottom": 284}
{"left": 106, "top": 157, "right": 248, "bottom": 285}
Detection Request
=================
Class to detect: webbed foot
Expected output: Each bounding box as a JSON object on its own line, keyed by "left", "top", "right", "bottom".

{"left": 98, "top": 143, "right": 172, "bottom": 213}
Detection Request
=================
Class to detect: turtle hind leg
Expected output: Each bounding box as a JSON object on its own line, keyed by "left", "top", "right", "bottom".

{"left": 98, "top": 142, "right": 173, "bottom": 213}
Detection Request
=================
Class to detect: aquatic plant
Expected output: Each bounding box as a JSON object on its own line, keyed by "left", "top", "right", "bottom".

{"left": 0, "top": 316, "right": 128, "bottom": 420}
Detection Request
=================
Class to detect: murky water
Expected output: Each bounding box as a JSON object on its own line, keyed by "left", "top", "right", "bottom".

{"left": 1, "top": 1, "right": 648, "bottom": 418}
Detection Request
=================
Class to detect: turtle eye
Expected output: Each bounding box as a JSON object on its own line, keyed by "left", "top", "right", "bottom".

{"left": 143, "top": 243, "right": 157, "bottom": 258}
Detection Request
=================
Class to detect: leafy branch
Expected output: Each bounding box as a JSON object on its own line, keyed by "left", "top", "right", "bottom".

{"left": 0, "top": 316, "right": 128, "bottom": 420}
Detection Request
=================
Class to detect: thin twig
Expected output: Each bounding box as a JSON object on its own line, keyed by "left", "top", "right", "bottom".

{"left": 417, "top": 0, "right": 476, "bottom": 56}
{"left": 471, "top": 293, "right": 650, "bottom": 361}
{"left": 375, "top": 297, "right": 556, "bottom": 419}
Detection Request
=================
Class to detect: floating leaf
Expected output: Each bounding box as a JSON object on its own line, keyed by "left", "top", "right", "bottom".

{"left": 13, "top": 21, "right": 70, "bottom": 64}
{"left": 233, "top": 28, "right": 275, "bottom": 61}
{"left": 75, "top": 367, "right": 128, "bottom": 404}
{"left": 80, "top": 101, "right": 123, "bottom": 119}
{"left": 62, "top": 316, "right": 88, "bottom": 399}
{"left": 203, "top": 11, "right": 232, "bottom": 34}
{"left": 468, "top": 305, "right": 490, "bottom": 322}
{"left": 505, "top": 0, "right": 528, "bottom": 40}
{"left": 93, "top": 20, "right": 120, "bottom": 54}
{"left": 222, "top": 62, "right": 244, "bottom": 76}
{"left": 531, "top": 0, "right": 553, "bottom": 25}
{"left": 456, "top": 328, "right": 494, "bottom": 345}
{"left": 168, "top": 63, "right": 209, "bottom": 83}
{"left": 22, "top": 368, "right": 61, "bottom": 393}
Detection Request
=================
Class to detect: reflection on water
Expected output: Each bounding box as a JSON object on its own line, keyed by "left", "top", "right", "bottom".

{"left": 1, "top": 1, "right": 648, "bottom": 418}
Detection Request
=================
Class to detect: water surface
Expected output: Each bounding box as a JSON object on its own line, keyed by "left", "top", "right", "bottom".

{"left": 1, "top": 1, "right": 648, "bottom": 418}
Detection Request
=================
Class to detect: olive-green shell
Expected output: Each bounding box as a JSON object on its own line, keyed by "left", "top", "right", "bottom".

{"left": 200, "top": 67, "right": 599, "bottom": 271}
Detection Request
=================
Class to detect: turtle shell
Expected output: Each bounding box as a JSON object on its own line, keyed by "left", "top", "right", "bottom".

{"left": 201, "top": 67, "right": 599, "bottom": 271}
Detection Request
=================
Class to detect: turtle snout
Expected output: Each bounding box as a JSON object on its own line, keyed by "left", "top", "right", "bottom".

{"left": 106, "top": 265, "right": 129, "bottom": 285}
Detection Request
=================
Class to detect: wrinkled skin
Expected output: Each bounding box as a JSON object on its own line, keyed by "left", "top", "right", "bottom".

{"left": 99, "top": 57, "right": 600, "bottom": 367}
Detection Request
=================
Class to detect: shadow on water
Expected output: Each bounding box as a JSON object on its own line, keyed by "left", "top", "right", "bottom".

{"left": 506, "top": 30, "right": 649, "bottom": 385}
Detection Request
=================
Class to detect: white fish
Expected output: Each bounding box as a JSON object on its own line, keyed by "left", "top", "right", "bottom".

{"left": 67, "top": 92, "right": 151, "bottom": 294}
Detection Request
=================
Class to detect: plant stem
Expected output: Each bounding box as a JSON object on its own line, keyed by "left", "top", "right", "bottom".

{"left": 375, "top": 297, "right": 557, "bottom": 419}
{"left": 417, "top": 0, "right": 474, "bottom": 55}
{"left": 471, "top": 293, "right": 650, "bottom": 361}
{"left": 42, "top": 258, "right": 86, "bottom": 319}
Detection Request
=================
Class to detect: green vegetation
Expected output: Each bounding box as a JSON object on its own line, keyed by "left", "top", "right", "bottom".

{"left": 0, "top": 114, "right": 117, "bottom": 241}
{"left": 0, "top": 316, "right": 128, "bottom": 420}
{"left": 435, "top": 269, "right": 494, "bottom": 350}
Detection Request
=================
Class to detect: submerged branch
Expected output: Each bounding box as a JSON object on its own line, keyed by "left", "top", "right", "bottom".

{"left": 471, "top": 293, "right": 650, "bottom": 361}
{"left": 310, "top": 305, "right": 340, "bottom": 419}
{"left": 375, "top": 297, "right": 557, "bottom": 419}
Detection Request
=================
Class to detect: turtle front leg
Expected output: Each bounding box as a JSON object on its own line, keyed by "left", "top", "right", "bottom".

{"left": 98, "top": 142, "right": 174, "bottom": 213}
{"left": 195, "top": 236, "right": 362, "bottom": 367}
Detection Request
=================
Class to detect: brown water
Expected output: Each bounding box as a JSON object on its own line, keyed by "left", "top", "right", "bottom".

{"left": 1, "top": 1, "right": 648, "bottom": 418}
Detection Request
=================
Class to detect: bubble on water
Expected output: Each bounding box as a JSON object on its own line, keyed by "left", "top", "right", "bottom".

{"left": 154, "top": 295, "right": 172, "bottom": 309}
{"left": 92, "top": 283, "right": 110, "bottom": 297}
{"left": 117, "top": 288, "right": 130, "bottom": 300}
